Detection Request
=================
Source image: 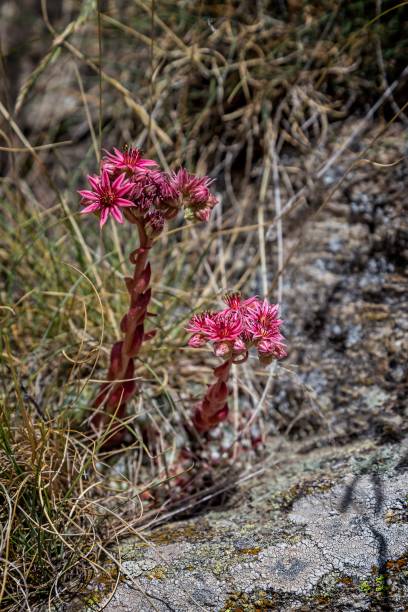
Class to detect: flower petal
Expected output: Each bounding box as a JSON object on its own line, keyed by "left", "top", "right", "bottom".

{"left": 138, "top": 158, "right": 158, "bottom": 169}
{"left": 117, "top": 184, "right": 133, "bottom": 197}
{"left": 88, "top": 175, "right": 100, "bottom": 190}
{"left": 81, "top": 202, "right": 101, "bottom": 214}
{"left": 78, "top": 189, "right": 99, "bottom": 201}
{"left": 100, "top": 208, "right": 109, "bottom": 227}
{"left": 101, "top": 170, "right": 110, "bottom": 190}
{"left": 112, "top": 173, "right": 125, "bottom": 190}
{"left": 116, "top": 198, "right": 135, "bottom": 207}
{"left": 111, "top": 206, "right": 124, "bottom": 223}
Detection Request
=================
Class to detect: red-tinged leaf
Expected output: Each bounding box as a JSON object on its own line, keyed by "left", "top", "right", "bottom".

{"left": 135, "top": 263, "right": 151, "bottom": 292}
{"left": 120, "top": 314, "right": 128, "bottom": 333}
{"left": 129, "top": 246, "right": 150, "bottom": 265}
{"left": 213, "top": 361, "right": 231, "bottom": 379}
{"left": 143, "top": 329, "right": 156, "bottom": 341}
{"left": 93, "top": 383, "right": 110, "bottom": 408}
{"left": 208, "top": 381, "right": 228, "bottom": 404}
{"left": 214, "top": 404, "right": 228, "bottom": 423}
{"left": 127, "top": 324, "right": 144, "bottom": 358}
{"left": 108, "top": 341, "right": 123, "bottom": 377}
{"left": 124, "top": 277, "right": 133, "bottom": 293}
{"left": 132, "top": 288, "right": 151, "bottom": 311}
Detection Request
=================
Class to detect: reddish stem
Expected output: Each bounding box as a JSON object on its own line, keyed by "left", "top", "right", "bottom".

{"left": 91, "top": 216, "right": 154, "bottom": 448}
{"left": 192, "top": 358, "right": 233, "bottom": 433}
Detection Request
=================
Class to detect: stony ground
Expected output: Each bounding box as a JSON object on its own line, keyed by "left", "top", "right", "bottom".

{"left": 2, "top": 5, "right": 407, "bottom": 609}
{"left": 266, "top": 121, "right": 407, "bottom": 447}
{"left": 86, "top": 122, "right": 408, "bottom": 611}
{"left": 97, "top": 440, "right": 407, "bottom": 611}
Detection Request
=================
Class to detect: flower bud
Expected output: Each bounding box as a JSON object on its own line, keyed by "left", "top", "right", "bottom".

{"left": 214, "top": 341, "right": 232, "bottom": 358}
{"left": 188, "top": 334, "right": 206, "bottom": 348}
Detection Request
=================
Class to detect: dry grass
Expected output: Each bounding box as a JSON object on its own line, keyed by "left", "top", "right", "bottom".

{"left": 0, "top": 0, "right": 407, "bottom": 608}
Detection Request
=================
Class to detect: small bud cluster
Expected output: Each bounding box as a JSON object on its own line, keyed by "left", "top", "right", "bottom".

{"left": 186, "top": 293, "right": 286, "bottom": 433}
{"left": 187, "top": 293, "right": 286, "bottom": 365}
{"left": 78, "top": 146, "right": 218, "bottom": 231}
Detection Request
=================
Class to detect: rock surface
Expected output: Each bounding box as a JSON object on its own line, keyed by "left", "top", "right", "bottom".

{"left": 91, "top": 123, "right": 408, "bottom": 612}
{"left": 100, "top": 440, "right": 407, "bottom": 611}
{"left": 266, "top": 122, "right": 407, "bottom": 447}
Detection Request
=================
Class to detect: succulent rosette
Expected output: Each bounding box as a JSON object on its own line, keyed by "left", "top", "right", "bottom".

{"left": 78, "top": 146, "right": 218, "bottom": 232}
{"left": 186, "top": 293, "right": 286, "bottom": 433}
{"left": 187, "top": 293, "right": 286, "bottom": 364}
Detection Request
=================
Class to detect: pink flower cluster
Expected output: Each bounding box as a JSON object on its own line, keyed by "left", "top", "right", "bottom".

{"left": 78, "top": 146, "right": 218, "bottom": 230}
{"left": 187, "top": 293, "right": 286, "bottom": 365}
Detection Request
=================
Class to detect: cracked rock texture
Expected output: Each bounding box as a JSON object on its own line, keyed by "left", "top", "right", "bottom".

{"left": 101, "top": 442, "right": 407, "bottom": 611}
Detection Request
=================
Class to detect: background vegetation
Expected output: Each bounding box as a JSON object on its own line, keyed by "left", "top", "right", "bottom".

{"left": 0, "top": 0, "right": 407, "bottom": 609}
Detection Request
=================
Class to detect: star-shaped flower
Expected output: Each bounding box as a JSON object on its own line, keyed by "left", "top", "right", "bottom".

{"left": 78, "top": 170, "right": 135, "bottom": 227}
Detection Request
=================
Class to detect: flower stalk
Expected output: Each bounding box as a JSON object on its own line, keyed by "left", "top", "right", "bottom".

{"left": 91, "top": 220, "right": 153, "bottom": 445}
{"left": 192, "top": 358, "right": 232, "bottom": 432}
{"left": 187, "top": 293, "right": 286, "bottom": 435}
{"left": 78, "top": 146, "right": 218, "bottom": 447}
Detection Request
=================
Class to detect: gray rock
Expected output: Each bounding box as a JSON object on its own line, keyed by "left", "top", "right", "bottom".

{"left": 100, "top": 442, "right": 408, "bottom": 611}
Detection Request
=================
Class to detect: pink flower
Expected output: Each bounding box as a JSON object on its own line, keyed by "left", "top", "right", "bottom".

{"left": 213, "top": 341, "right": 232, "bottom": 357}
{"left": 204, "top": 312, "right": 243, "bottom": 343}
{"left": 187, "top": 294, "right": 286, "bottom": 364}
{"left": 247, "top": 299, "right": 283, "bottom": 340}
{"left": 172, "top": 168, "right": 218, "bottom": 223}
{"left": 103, "top": 147, "right": 157, "bottom": 178}
{"left": 188, "top": 333, "right": 207, "bottom": 348}
{"left": 186, "top": 312, "right": 215, "bottom": 348}
{"left": 186, "top": 312, "right": 215, "bottom": 335}
{"left": 222, "top": 292, "right": 259, "bottom": 319}
{"left": 78, "top": 170, "right": 135, "bottom": 227}
{"left": 257, "top": 338, "right": 287, "bottom": 364}
{"left": 186, "top": 311, "right": 243, "bottom": 357}
{"left": 173, "top": 169, "right": 213, "bottom": 204}
{"left": 247, "top": 299, "right": 286, "bottom": 361}
{"left": 187, "top": 295, "right": 287, "bottom": 434}
{"left": 136, "top": 170, "right": 179, "bottom": 215}
{"left": 232, "top": 337, "right": 247, "bottom": 355}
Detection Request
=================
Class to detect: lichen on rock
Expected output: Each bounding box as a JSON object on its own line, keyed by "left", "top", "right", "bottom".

{"left": 100, "top": 442, "right": 407, "bottom": 611}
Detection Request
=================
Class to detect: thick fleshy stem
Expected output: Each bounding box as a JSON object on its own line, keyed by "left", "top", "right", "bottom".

{"left": 192, "top": 358, "right": 233, "bottom": 433}
{"left": 90, "top": 216, "right": 154, "bottom": 448}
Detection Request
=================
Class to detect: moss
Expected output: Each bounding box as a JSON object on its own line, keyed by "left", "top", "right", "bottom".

{"left": 144, "top": 520, "right": 211, "bottom": 546}
{"left": 81, "top": 562, "right": 119, "bottom": 609}
{"left": 146, "top": 566, "right": 167, "bottom": 581}
{"left": 220, "top": 556, "right": 408, "bottom": 612}
{"left": 359, "top": 580, "right": 371, "bottom": 593}
{"left": 84, "top": 594, "right": 102, "bottom": 606}
{"left": 238, "top": 546, "right": 262, "bottom": 556}
{"left": 374, "top": 574, "right": 388, "bottom": 593}
{"left": 337, "top": 576, "right": 353, "bottom": 585}
{"left": 221, "top": 590, "right": 275, "bottom": 612}
{"left": 355, "top": 557, "right": 408, "bottom": 603}
{"left": 277, "top": 476, "right": 334, "bottom": 512}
